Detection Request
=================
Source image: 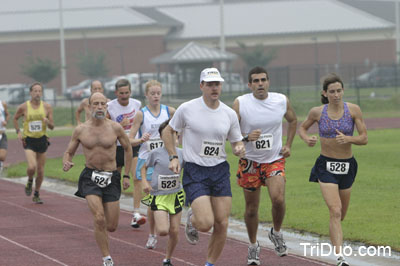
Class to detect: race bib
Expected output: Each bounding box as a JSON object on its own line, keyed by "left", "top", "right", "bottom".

{"left": 158, "top": 174, "right": 180, "bottom": 191}
{"left": 252, "top": 134, "right": 273, "bottom": 150}
{"left": 326, "top": 161, "right": 350, "bottom": 175}
{"left": 28, "top": 120, "right": 43, "bottom": 132}
{"left": 200, "top": 140, "right": 223, "bottom": 158}
{"left": 91, "top": 170, "right": 112, "bottom": 188}
{"left": 147, "top": 138, "right": 164, "bottom": 151}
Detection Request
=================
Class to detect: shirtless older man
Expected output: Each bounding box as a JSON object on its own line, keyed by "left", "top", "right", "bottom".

{"left": 63, "top": 92, "right": 132, "bottom": 266}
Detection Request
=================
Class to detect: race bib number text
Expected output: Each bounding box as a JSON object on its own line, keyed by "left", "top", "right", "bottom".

{"left": 147, "top": 138, "right": 164, "bottom": 151}
{"left": 28, "top": 121, "right": 43, "bottom": 132}
{"left": 158, "top": 174, "right": 180, "bottom": 191}
{"left": 91, "top": 171, "right": 112, "bottom": 188}
{"left": 252, "top": 134, "right": 273, "bottom": 150}
{"left": 326, "top": 161, "right": 350, "bottom": 175}
{"left": 200, "top": 140, "right": 223, "bottom": 158}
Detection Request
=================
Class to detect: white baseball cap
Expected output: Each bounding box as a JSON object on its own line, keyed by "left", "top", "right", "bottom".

{"left": 200, "top": 68, "right": 225, "bottom": 83}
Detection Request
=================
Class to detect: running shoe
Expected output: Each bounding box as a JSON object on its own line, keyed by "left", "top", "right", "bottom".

{"left": 32, "top": 193, "right": 43, "bottom": 204}
{"left": 268, "top": 228, "right": 288, "bottom": 257}
{"left": 103, "top": 258, "right": 114, "bottom": 266}
{"left": 145, "top": 234, "right": 157, "bottom": 249}
{"left": 247, "top": 241, "right": 261, "bottom": 265}
{"left": 25, "top": 180, "right": 33, "bottom": 196}
{"left": 130, "top": 212, "right": 146, "bottom": 228}
{"left": 163, "top": 259, "right": 173, "bottom": 266}
{"left": 185, "top": 208, "right": 199, "bottom": 245}
{"left": 337, "top": 256, "right": 350, "bottom": 266}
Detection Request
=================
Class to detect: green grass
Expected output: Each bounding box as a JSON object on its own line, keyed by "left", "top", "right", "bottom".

{"left": 5, "top": 129, "right": 400, "bottom": 250}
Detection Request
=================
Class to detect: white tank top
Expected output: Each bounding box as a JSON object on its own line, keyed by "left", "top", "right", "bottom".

{"left": 238, "top": 92, "right": 287, "bottom": 163}
{"left": 169, "top": 97, "right": 243, "bottom": 167}
{"left": 138, "top": 104, "right": 170, "bottom": 159}
{"left": 0, "top": 101, "right": 5, "bottom": 131}
{"left": 107, "top": 98, "right": 141, "bottom": 146}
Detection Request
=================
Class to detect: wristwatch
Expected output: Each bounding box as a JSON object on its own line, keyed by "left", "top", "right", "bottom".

{"left": 169, "top": 155, "right": 179, "bottom": 161}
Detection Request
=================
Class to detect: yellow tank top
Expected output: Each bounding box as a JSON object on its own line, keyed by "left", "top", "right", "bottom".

{"left": 23, "top": 101, "right": 47, "bottom": 138}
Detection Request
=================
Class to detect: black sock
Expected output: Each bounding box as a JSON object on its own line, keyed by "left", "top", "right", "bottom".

{"left": 34, "top": 191, "right": 39, "bottom": 197}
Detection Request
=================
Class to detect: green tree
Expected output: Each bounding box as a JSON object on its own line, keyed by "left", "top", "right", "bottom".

{"left": 76, "top": 50, "right": 109, "bottom": 78}
{"left": 237, "top": 42, "right": 277, "bottom": 72}
{"left": 21, "top": 56, "right": 60, "bottom": 84}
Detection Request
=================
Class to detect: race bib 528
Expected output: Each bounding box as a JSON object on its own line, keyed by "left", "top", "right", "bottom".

{"left": 28, "top": 120, "right": 43, "bottom": 132}
{"left": 326, "top": 161, "right": 350, "bottom": 175}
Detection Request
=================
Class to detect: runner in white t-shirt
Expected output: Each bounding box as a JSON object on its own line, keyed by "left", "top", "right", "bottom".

{"left": 0, "top": 100, "right": 9, "bottom": 171}
{"left": 129, "top": 80, "right": 175, "bottom": 243}
{"left": 163, "top": 68, "right": 245, "bottom": 266}
{"left": 107, "top": 78, "right": 145, "bottom": 227}
{"left": 233, "top": 66, "right": 297, "bottom": 264}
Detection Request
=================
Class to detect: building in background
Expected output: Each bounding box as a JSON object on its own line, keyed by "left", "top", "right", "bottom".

{"left": 0, "top": 0, "right": 396, "bottom": 94}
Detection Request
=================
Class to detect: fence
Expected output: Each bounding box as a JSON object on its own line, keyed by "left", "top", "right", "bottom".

{"left": 4, "top": 63, "right": 399, "bottom": 126}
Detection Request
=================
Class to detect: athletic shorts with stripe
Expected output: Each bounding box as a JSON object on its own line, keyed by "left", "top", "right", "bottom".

{"left": 146, "top": 189, "right": 185, "bottom": 215}
{"left": 236, "top": 158, "right": 286, "bottom": 191}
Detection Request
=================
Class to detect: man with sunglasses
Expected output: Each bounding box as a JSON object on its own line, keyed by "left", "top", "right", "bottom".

{"left": 233, "top": 66, "right": 297, "bottom": 265}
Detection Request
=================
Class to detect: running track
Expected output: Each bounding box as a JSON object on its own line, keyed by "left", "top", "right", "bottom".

{"left": 0, "top": 179, "right": 329, "bottom": 266}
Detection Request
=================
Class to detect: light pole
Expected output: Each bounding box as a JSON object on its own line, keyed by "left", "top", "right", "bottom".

{"left": 311, "top": 36, "right": 320, "bottom": 94}
{"left": 59, "top": 0, "right": 67, "bottom": 94}
{"left": 220, "top": 0, "right": 226, "bottom": 72}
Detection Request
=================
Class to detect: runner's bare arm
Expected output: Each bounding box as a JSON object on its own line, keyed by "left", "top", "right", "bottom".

{"left": 75, "top": 99, "right": 86, "bottom": 125}
{"left": 117, "top": 123, "right": 132, "bottom": 190}
{"left": 2, "top": 102, "right": 9, "bottom": 127}
{"left": 167, "top": 106, "right": 176, "bottom": 117}
{"left": 44, "top": 103, "right": 54, "bottom": 130}
{"left": 281, "top": 97, "right": 297, "bottom": 157}
{"left": 128, "top": 110, "right": 148, "bottom": 147}
{"left": 232, "top": 98, "right": 241, "bottom": 122}
{"left": 336, "top": 103, "right": 368, "bottom": 145}
{"left": 163, "top": 124, "right": 179, "bottom": 174}
{"left": 62, "top": 126, "right": 82, "bottom": 171}
{"left": 13, "top": 103, "right": 26, "bottom": 141}
{"left": 299, "top": 106, "right": 320, "bottom": 147}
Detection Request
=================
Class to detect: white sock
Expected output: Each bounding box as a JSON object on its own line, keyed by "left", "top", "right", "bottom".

{"left": 250, "top": 242, "right": 258, "bottom": 248}
{"left": 103, "top": 255, "right": 112, "bottom": 261}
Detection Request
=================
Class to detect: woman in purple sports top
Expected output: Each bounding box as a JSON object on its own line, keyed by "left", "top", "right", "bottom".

{"left": 298, "top": 73, "right": 368, "bottom": 266}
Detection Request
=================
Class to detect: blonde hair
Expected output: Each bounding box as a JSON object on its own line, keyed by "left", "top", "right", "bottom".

{"left": 145, "top": 80, "right": 162, "bottom": 94}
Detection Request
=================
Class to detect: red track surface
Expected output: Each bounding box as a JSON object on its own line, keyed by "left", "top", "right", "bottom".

{"left": 0, "top": 179, "right": 329, "bottom": 266}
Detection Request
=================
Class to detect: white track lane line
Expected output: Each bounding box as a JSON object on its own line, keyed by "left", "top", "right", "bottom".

{"left": 1, "top": 200, "right": 198, "bottom": 266}
{"left": 0, "top": 234, "right": 68, "bottom": 265}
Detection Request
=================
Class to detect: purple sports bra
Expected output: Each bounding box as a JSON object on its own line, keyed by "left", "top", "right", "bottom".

{"left": 318, "top": 102, "right": 354, "bottom": 138}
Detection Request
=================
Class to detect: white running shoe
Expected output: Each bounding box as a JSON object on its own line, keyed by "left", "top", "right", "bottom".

{"left": 103, "top": 258, "right": 113, "bottom": 266}
{"left": 268, "top": 228, "right": 288, "bottom": 257}
{"left": 337, "top": 256, "right": 350, "bottom": 266}
{"left": 185, "top": 208, "right": 199, "bottom": 245}
{"left": 145, "top": 234, "right": 157, "bottom": 249}
{"left": 131, "top": 212, "right": 146, "bottom": 228}
{"left": 247, "top": 241, "right": 261, "bottom": 265}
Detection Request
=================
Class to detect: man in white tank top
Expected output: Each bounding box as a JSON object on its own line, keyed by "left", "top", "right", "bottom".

{"left": 129, "top": 80, "right": 175, "bottom": 245}
{"left": 163, "top": 68, "right": 246, "bottom": 266}
{"left": 233, "top": 66, "right": 297, "bottom": 264}
{"left": 107, "top": 79, "right": 145, "bottom": 227}
{"left": 0, "top": 100, "right": 10, "bottom": 171}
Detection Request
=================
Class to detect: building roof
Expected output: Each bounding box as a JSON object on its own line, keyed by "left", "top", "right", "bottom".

{"left": 158, "top": 0, "right": 394, "bottom": 40}
{"left": 0, "top": 7, "right": 155, "bottom": 33}
{"left": 150, "top": 41, "right": 237, "bottom": 64}
{"left": 0, "top": 0, "right": 210, "bottom": 34}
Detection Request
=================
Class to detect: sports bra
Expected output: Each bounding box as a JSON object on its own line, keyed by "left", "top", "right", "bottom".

{"left": 318, "top": 102, "right": 354, "bottom": 138}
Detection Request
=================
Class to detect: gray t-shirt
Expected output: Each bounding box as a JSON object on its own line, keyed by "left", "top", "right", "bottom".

{"left": 146, "top": 147, "right": 184, "bottom": 196}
